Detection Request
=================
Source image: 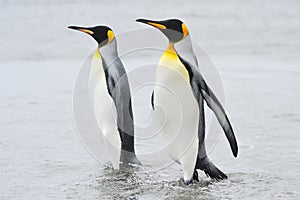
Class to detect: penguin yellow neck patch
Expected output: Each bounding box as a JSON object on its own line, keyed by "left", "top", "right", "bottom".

{"left": 93, "top": 48, "right": 101, "bottom": 59}
{"left": 164, "top": 44, "right": 178, "bottom": 60}
{"left": 159, "top": 43, "right": 189, "bottom": 81}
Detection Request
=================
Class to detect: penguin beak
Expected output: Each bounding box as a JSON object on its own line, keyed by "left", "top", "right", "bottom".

{"left": 68, "top": 26, "right": 94, "bottom": 35}
{"left": 136, "top": 19, "right": 166, "bottom": 30}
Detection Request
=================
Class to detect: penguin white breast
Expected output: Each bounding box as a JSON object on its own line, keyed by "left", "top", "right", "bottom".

{"left": 154, "top": 46, "right": 199, "bottom": 164}
{"left": 90, "top": 49, "right": 121, "bottom": 169}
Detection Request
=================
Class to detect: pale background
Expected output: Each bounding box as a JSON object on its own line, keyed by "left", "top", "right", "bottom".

{"left": 1, "top": 0, "right": 299, "bottom": 199}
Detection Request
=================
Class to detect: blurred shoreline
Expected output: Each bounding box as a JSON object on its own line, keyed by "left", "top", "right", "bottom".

{"left": 1, "top": 0, "right": 299, "bottom": 62}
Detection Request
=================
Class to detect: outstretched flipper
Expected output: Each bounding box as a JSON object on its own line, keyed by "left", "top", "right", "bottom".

{"left": 178, "top": 55, "right": 238, "bottom": 158}
{"left": 197, "top": 75, "right": 238, "bottom": 157}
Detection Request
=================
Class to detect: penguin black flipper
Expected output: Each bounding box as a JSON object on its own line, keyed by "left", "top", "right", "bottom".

{"left": 197, "top": 75, "right": 238, "bottom": 157}
{"left": 178, "top": 55, "right": 238, "bottom": 158}
{"left": 102, "top": 58, "right": 141, "bottom": 167}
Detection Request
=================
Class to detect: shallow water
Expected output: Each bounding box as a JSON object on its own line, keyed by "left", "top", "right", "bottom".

{"left": 1, "top": 54, "right": 299, "bottom": 199}
{"left": 61, "top": 165, "right": 298, "bottom": 199}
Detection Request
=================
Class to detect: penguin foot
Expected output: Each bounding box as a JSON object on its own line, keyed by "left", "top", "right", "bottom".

{"left": 184, "top": 179, "right": 193, "bottom": 185}
{"left": 120, "top": 150, "right": 142, "bottom": 168}
{"left": 196, "top": 156, "right": 227, "bottom": 180}
{"left": 181, "top": 170, "right": 199, "bottom": 185}
{"left": 193, "top": 169, "right": 199, "bottom": 182}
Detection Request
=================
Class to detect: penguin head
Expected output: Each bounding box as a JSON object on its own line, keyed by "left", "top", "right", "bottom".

{"left": 136, "top": 18, "right": 189, "bottom": 43}
{"left": 68, "top": 25, "right": 115, "bottom": 47}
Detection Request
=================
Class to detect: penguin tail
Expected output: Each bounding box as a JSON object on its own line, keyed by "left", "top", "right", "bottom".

{"left": 196, "top": 156, "right": 227, "bottom": 180}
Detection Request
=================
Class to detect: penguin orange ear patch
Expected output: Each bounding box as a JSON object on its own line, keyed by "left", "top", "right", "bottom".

{"left": 181, "top": 23, "right": 189, "bottom": 37}
{"left": 107, "top": 30, "right": 115, "bottom": 44}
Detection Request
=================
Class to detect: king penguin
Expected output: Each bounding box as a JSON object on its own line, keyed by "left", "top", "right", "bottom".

{"left": 68, "top": 25, "right": 141, "bottom": 169}
{"left": 136, "top": 18, "right": 238, "bottom": 184}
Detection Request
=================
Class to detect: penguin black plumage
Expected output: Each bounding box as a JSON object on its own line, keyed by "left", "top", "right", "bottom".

{"left": 136, "top": 18, "right": 238, "bottom": 184}
{"left": 68, "top": 25, "right": 141, "bottom": 169}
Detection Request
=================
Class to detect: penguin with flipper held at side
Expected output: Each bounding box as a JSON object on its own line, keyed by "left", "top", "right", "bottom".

{"left": 68, "top": 25, "right": 141, "bottom": 169}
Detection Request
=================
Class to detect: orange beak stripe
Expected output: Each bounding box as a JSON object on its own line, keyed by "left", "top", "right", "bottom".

{"left": 147, "top": 22, "right": 166, "bottom": 29}
{"left": 78, "top": 29, "right": 94, "bottom": 35}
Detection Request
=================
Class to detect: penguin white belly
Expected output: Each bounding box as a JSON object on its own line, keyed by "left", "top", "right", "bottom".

{"left": 154, "top": 52, "right": 199, "bottom": 181}
{"left": 91, "top": 50, "right": 121, "bottom": 169}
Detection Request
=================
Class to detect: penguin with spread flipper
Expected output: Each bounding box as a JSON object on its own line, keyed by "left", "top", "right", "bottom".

{"left": 136, "top": 18, "right": 238, "bottom": 184}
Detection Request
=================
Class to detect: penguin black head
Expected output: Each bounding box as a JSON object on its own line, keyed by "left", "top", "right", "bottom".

{"left": 68, "top": 25, "right": 115, "bottom": 47}
{"left": 136, "top": 18, "right": 189, "bottom": 43}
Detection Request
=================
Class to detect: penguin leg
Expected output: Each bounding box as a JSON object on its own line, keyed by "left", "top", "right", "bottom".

{"left": 183, "top": 169, "right": 199, "bottom": 185}
{"left": 196, "top": 96, "right": 227, "bottom": 180}
{"left": 118, "top": 128, "right": 141, "bottom": 168}
{"left": 119, "top": 149, "right": 141, "bottom": 169}
{"left": 193, "top": 169, "right": 199, "bottom": 182}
